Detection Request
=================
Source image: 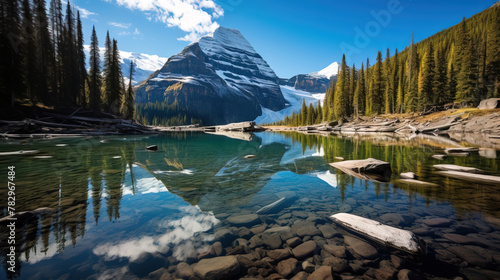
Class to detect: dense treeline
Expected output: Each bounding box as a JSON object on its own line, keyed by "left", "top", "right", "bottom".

{"left": 135, "top": 101, "right": 202, "bottom": 126}
{"left": 276, "top": 5, "right": 500, "bottom": 126}
{"left": 0, "top": 0, "right": 135, "bottom": 119}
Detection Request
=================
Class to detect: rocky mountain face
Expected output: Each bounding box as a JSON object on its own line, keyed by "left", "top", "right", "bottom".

{"left": 134, "top": 27, "right": 286, "bottom": 125}
{"left": 280, "top": 62, "right": 338, "bottom": 94}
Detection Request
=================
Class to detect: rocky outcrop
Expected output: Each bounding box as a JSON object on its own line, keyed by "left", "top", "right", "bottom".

{"left": 135, "top": 27, "right": 286, "bottom": 125}
{"left": 330, "top": 158, "right": 392, "bottom": 182}
{"left": 281, "top": 74, "right": 331, "bottom": 93}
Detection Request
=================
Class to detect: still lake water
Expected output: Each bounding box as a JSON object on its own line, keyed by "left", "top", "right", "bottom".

{"left": 1, "top": 132, "right": 500, "bottom": 279}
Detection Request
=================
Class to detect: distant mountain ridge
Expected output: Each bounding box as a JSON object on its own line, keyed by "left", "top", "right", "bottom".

{"left": 84, "top": 45, "right": 168, "bottom": 85}
{"left": 134, "top": 27, "right": 287, "bottom": 125}
{"left": 280, "top": 62, "right": 338, "bottom": 94}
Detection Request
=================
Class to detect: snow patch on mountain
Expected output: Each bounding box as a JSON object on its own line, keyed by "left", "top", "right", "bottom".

{"left": 310, "top": 61, "right": 339, "bottom": 78}
{"left": 254, "top": 86, "right": 323, "bottom": 124}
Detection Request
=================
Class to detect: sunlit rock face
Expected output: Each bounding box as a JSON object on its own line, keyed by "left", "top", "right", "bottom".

{"left": 135, "top": 27, "right": 286, "bottom": 125}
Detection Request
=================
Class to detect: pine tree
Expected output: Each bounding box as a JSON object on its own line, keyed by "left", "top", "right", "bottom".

{"left": 349, "top": 63, "right": 356, "bottom": 116}
{"left": 315, "top": 103, "right": 322, "bottom": 123}
{"left": 448, "top": 63, "right": 458, "bottom": 102}
{"left": 485, "top": 6, "right": 500, "bottom": 96}
{"left": 433, "top": 46, "right": 448, "bottom": 104}
{"left": 334, "top": 54, "right": 348, "bottom": 119}
{"left": 390, "top": 49, "right": 399, "bottom": 113}
{"left": 417, "top": 43, "right": 435, "bottom": 111}
{"left": 61, "top": 1, "right": 78, "bottom": 105}
{"left": 88, "top": 26, "right": 101, "bottom": 112}
{"left": 371, "top": 51, "right": 384, "bottom": 114}
{"left": 300, "top": 99, "right": 307, "bottom": 125}
{"left": 307, "top": 103, "right": 315, "bottom": 125}
{"left": 455, "top": 18, "right": 477, "bottom": 105}
{"left": 34, "top": 0, "right": 56, "bottom": 105}
{"left": 108, "top": 39, "right": 123, "bottom": 115}
{"left": 383, "top": 48, "right": 391, "bottom": 114}
{"left": 396, "top": 61, "right": 406, "bottom": 113}
{"left": 103, "top": 31, "right": 112, "bottom": 110}
{"left": 353, "top": 63, "right": 366, "bottom": 117}
{"left": 21, "top": 0, "right": 38, "bottom": 104}
{"left": 122, "top": 61, "right": 135, "bottom": 119}
{"left": 76, "top": 11, "right": 87, "bottom": 107}
{"left": 49, "top": 0, "right": 63, "bottom": 101}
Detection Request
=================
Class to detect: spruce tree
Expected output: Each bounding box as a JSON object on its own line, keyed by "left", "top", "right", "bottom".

{"left": 371, "top": 51, "right": 384, "bottom": 114}
{"left": 455, "top": 18, "right": 477, "bottom": 105}
{"left": 349, "top": 63, "right": 356, "bottom": 116}
{"left": 300, "top": 99, "right": 307, "bottom": 125}
{"left": 485, "top": 6, "right": 500, "bottom": 96}
{"left": 34, "top": 0, "right": 56, "bottom": 105}
{"left": 390, "top": 49, "right": 399, "bottom": 113}
{"left": 88, "top": 26, "right": 102, "bottom": 112}
{"left": 334, "top": 54, "right": 348, "bottom": 119}
{"left": 433, "top": 46, "right": 448, "bottom": 104}
{"left": 383, "top": 48, "right": 391, "bottom": 114}
{"left": 103, "top": 31, "right": 112, "bottom": 110}
{"left": 417, "top": 43, "right": 435, "bottom": 111}
{"left": 21, "top": 0, "right": 38, "bottom": 104}
{"left": 354, "top": 63, "right": 366, "bottom": 117}
{"left": 108, "top": 39, "right": 123, "bottom": 115}
{"left": 49, "top": 0, "right": 63, "bottom": 101}
{"left": 122, "top": 61, "right": 135, "bottom": 119}
{"left": 308, "top": 103, "right": 315, "bottom": 125}
{"left": 76, "top": 11, "right": 87, "bottom": 107}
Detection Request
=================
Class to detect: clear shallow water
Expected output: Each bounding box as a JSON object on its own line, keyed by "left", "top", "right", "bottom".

{"left": 0, "top": 132, "right": 499, "bottom": 279}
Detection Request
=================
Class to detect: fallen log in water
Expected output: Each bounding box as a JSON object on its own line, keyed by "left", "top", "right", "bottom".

{"left": 256, "top": 197, "right": 286, "bottom": 214}
{"left": 330, "top": 158, "right": 392, "bottom": 182}
{"left": 0, "top": 150, "right": 39, "bottom": 156}
{"left": 433, "top": 164, "right": 483, "bottom": 173}
{"left": 395, "top": 179, "right": 439, "bottom": 188}
{"left": 330, "top": 213, "right": 427, "bottom": 255}
{"left": 436, "top": 170, "right": 500, "bottom": 184}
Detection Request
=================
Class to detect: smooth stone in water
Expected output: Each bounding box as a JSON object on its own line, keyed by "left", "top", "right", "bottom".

{"left": 318, "top": 225, "right": 340, "bottom": 239}
{"left": 267, "top": 248, "right": 291, "bottom": 261}
{"left": 146, "top": 145, "right": 158, "bottom": 151}
{"left": 432, "top": 154, "right": 447, "bottom": 160}
{"left": 323, "top": 256, "right": 349, "bottom": 273}
{"left": 344, "top": 236, "right": 378, "bottom": 259}
{"left": 226, "top": 214, "right": 260, "bottom": 226}
{"left": 292, "top": 222, "right": 322, "bottom": 237}
{"left": 286, "top": 237, "right": 302, "bottom": 247}
{"left": 447, "top": 246, "right": 490, "bottom": 267}
{"left": 276, "top": 258, "right": 299, "bottom": 278}
{"left": 307, "top": 266, "right": 333, "bottom": 280}
{"left": 292, "top": 240, "right": 318, "bottom": 259}
{"left": 292, "top": 271, "right": 309, "bottom": 280}
{"left": 443, "top": 233, "right": 485, "bottom": 246}
{"left": 264, "top": 226, "right": 297, "bottom": 240}
{"left": 176, "top": 262, "right": 193, "bottom": 279}
{"left": 244, "top": 154, "right": 256, "bottom": 159}
{"left": 323, "top": 244, "right": 346, "bottom": 258}
{"left": 261, "top": 232, "right": 282, "bottom": 249}
{"left": 193, "top": 256, "right": 241, "bottom": 280}
{"left": 422, "top": 218, "right": 452, "bottom": 227}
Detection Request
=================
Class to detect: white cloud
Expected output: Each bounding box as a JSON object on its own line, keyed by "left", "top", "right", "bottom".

{"left": 61, "top": 1, "right": 97, "bottom": 18}
{"left": 109, "top": 22, "right": 132, "bottom": 28}
{"left": 77, "top": 5, "right": 97, "bottom": 18}
{"left": 133, "top": 27, "right": 141, "bottom": 35}
{"left": 108, "top": 0, "right": 223, "bottom": 42}
{"left": 118, "top": 31, "right": 131, "bottom": 36}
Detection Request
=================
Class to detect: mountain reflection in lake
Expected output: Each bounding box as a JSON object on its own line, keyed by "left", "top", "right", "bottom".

{"left": 1, "top": 132, "right": 499, "bottom": 279}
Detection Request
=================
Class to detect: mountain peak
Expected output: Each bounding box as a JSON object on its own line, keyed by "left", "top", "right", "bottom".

{"left": 310, "top": 62, "right": 339, "bottom": 78}
{"left": 199, "top": 26, "right": 256, "bottom": 54}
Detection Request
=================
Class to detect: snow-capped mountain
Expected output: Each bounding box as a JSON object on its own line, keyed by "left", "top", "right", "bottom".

{"left": 310, "top": 61, "right": 339, "bottom": 79}
{"left": 134, "top": 27, "right": 286, "bottom": 125}
{"left": 84, "top": 46, "right": 168, "bottom": 85}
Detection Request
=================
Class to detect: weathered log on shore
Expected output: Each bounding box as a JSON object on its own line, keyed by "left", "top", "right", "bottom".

{"left": 433, "top": 164, "right": 483, "bottom": 173}
{"left": 418, "top": 122, "right": 457, "bottom": 133}
{"left": 330, "top": 213, "right": 427, "bottom": 255}
{"left": 215, "top": 121, "right": 261, "bottom": 132}
{"left": 437, "top": 171, "right": 500, "bottom": 184}
{"left": 444, "top": 147, "right": 480, "bottom": 153}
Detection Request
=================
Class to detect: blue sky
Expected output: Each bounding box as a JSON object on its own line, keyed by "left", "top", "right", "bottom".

{"left": 75, "top": 0, "right": 497, "bottom": 78}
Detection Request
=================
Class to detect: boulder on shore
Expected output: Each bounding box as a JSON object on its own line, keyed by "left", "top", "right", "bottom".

{"left": 478, "top": 98, "right": 500, "bottom": 110}
{"left": 330, "top": 158, "right": 392, "bottom": 182}
{"left": 330, "top": 213, "right": 427, "bottom": 255}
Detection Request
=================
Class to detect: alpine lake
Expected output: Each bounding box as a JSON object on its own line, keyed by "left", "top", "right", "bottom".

{"left": 1, "top": 131, "right": 500, "bottom": 280}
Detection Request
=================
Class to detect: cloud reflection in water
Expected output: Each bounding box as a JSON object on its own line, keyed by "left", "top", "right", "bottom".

{"left": 93, "top": 205, "right": 219, "bottom": 261}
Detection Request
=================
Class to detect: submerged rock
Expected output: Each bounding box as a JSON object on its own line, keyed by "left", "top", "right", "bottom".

{"left": 146, "top": 145, "right": 158, "bottom": 151}
{"left": 400, "top": 172, "right": 418, "bottom": 179}
{"left": 307, "top": 266, "right": 333, "bottom": 280}
{"left": 422, "top": 218, "right": 452, "bottom": 227}
{"left": 193, "top": 256, "right": 241, "bottom": 280}
{"left": 331, "top": 213, "right": 427, "bottom": 255}
{"left": 292, "top": 240, "right": 318, "bottom": 259}
{"left": 276, "top": 258, "right": 299, "bottom": 278}
{"left": 226, "top": 214, "right": 261, "bottom": 226}
{"left": 343, "top": 235, "right": 378, "bottom": 259}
